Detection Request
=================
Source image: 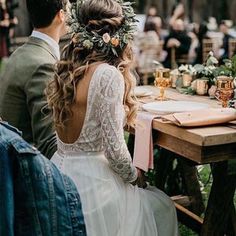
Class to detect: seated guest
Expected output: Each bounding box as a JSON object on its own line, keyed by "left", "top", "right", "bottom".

{"left": 163, "top": 19, "right": 191, "bottom": 68}
{"left": 136, "top": 18, "right": 162, "bottom": 76}
{"left": 194, "top": 22, "right": 209, "bottom": 64}
{"left": 152, "top": 16, "right": 164, "bottom": 40}
{"left": 219, "top": 20, "right": 234, "bottom": 62}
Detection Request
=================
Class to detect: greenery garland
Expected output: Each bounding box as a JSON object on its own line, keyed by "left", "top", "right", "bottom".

{"left": 68, "top": 0, "right": 138, "bottom": 57}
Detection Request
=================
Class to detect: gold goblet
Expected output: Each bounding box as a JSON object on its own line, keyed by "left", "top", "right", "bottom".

{"left": 154, "top": 68, "right": 171, "bottom": 101}
{"left": 215, "top": 76, "right": 234, "bottom": 108}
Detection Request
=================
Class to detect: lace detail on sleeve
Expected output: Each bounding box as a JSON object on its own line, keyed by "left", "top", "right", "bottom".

{"left": 98, "top": 66, "right": 137, "bottom": 183}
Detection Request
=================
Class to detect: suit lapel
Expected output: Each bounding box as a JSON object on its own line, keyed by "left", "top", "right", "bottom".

{"left": 27, "top": 36, "right": 58, "bottom": 60}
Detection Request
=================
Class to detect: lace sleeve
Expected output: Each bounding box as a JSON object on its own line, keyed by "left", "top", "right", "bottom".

{"left": 98, "top": 66, "right": 137, "bottom": 183}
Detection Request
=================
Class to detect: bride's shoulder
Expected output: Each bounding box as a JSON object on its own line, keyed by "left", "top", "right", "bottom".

{"left": 94, "top": 63, "right": 124, "bottom": 86}
{"left": 96, "top": 63, "right": 123, "bottom": 78}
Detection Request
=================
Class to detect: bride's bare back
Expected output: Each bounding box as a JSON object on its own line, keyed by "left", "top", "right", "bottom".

{"left": 56, "top": 64, "right": 100, "bottom": 144}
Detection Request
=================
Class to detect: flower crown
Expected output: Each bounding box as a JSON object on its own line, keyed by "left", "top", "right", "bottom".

{"left": 68, "top": 0, "right": 137, "bottom": 57}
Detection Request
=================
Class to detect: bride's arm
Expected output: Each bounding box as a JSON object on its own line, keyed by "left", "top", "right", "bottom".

{"left": 98, "top": 66, "right": 137, "bottom": 183}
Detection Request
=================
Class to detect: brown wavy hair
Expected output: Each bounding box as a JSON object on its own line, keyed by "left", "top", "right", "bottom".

{"left": 46, "top": 0, "right": 138, "bottom": 128}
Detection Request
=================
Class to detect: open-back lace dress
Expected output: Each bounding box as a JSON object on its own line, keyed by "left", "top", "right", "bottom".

{"left": 51, "top": 63, "right": 178, "bottom": 236}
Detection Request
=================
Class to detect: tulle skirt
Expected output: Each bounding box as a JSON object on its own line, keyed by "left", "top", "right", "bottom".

{"left": 52, "top": 150, "right": 178, "bottom": 236}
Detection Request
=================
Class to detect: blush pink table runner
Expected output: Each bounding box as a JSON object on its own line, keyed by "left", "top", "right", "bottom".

{"left": 133, "top": 112, "right": 158, "bottom": 172}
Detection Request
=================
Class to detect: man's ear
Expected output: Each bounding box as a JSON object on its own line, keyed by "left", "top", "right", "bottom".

{"left": 58, "top": 9, "right": 66, "bottom": 23}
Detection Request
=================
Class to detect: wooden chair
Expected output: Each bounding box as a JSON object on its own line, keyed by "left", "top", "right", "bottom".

{"left": 202, "top": 39, "right": 214, "bottom": 63}
{"left": 170, "top": 47, "right": 188, "bottom": 69}
{"left": 137, "top": 41, "right": 164, "bottom": 85}
{"left": 228, "top": 38, "right": 236, "bottom": 59}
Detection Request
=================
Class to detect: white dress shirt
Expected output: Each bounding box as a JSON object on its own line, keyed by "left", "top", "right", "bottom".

{"left": 31, "top": 30, "right": 60, "bottom": 60}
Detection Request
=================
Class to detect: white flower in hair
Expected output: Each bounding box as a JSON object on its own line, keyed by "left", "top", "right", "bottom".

{"left": 102, "top": 33, "right": 111, "bottom": 44}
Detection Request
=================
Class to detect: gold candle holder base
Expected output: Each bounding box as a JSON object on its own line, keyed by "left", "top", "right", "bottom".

{"left": 155, "top": 87, "right": 170, "bottom": 101}
{"left": 154, "top": 68, "right": 171, "bottom": 101}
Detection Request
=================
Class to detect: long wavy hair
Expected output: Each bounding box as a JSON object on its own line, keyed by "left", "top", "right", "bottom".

{"left": 46, "top": 0, "right": 138, "bottom": 129}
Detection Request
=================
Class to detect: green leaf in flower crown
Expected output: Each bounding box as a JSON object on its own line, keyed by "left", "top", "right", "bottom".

{"left": 122, "top": 2, "right": 132, "bottom": 6}
{"left": 123, "top": 35, "right": 128, "bottom": 44}
{"left": 111, "top": 47, "right": 118, "bottom": 57}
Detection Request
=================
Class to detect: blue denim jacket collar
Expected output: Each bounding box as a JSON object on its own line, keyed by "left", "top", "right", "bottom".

{"left": 0, "top": 121, "right": 22, "bottom": 136}
{"left": 0, "top": 121, "right": 39, "bottom": 155}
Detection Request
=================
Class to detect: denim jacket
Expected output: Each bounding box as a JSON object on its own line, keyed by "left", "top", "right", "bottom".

{"left": 0, "top": 122, "right": 87, "bottom": 236}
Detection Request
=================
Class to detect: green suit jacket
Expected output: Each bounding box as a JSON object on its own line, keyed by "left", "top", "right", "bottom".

{"left": 0, "top": 37, "right": 57, "bottom": 158}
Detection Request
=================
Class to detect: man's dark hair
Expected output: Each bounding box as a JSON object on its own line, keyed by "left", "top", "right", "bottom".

{"left": 26, "top": 0, "right": 67, "bottom": 28}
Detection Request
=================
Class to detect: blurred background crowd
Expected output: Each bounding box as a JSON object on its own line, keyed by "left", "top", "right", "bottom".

{"left": 1, "top": 0, "right": 236, "bottom": 75}
{"left": 131, "top": 0, "right": 236, "bottom": 84}
{"left": 0, "top": 0, "right": 18, "bottom": 64}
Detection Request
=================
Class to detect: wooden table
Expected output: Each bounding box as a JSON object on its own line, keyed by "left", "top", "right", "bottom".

{"left": 137, "top": 86, "right": 236, "bottom": 235}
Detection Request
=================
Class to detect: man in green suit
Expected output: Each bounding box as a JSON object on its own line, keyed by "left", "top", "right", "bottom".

{"left": 0, "top": 0, "right": 68, "bottom": 158}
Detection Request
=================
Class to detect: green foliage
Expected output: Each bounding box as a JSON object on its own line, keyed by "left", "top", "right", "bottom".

{"left": 193, "top": 52, "right": 219, "bottom": 86}
{"left": 179, "top": 224, "right": 198, "bottom": 236}
{"left": 206, "top": 52, "right": 219, "bottom": 66}
{"left": 178, "top": 64, "right": 196, "bottom": 75}
{"left": 178, "top": 87, "right": 196, "bottom": 95}
{"left": 215, "top": 55, "right": 236, "bottom": 77}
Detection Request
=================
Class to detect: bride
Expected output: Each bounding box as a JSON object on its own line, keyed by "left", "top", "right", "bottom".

{"left": 46, "top": 0, "right": 178, "bottom": 235}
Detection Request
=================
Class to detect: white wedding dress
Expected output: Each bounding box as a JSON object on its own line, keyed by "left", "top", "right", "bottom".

{"left": 51, "top": 63, "right": 178, "bottom": 236}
